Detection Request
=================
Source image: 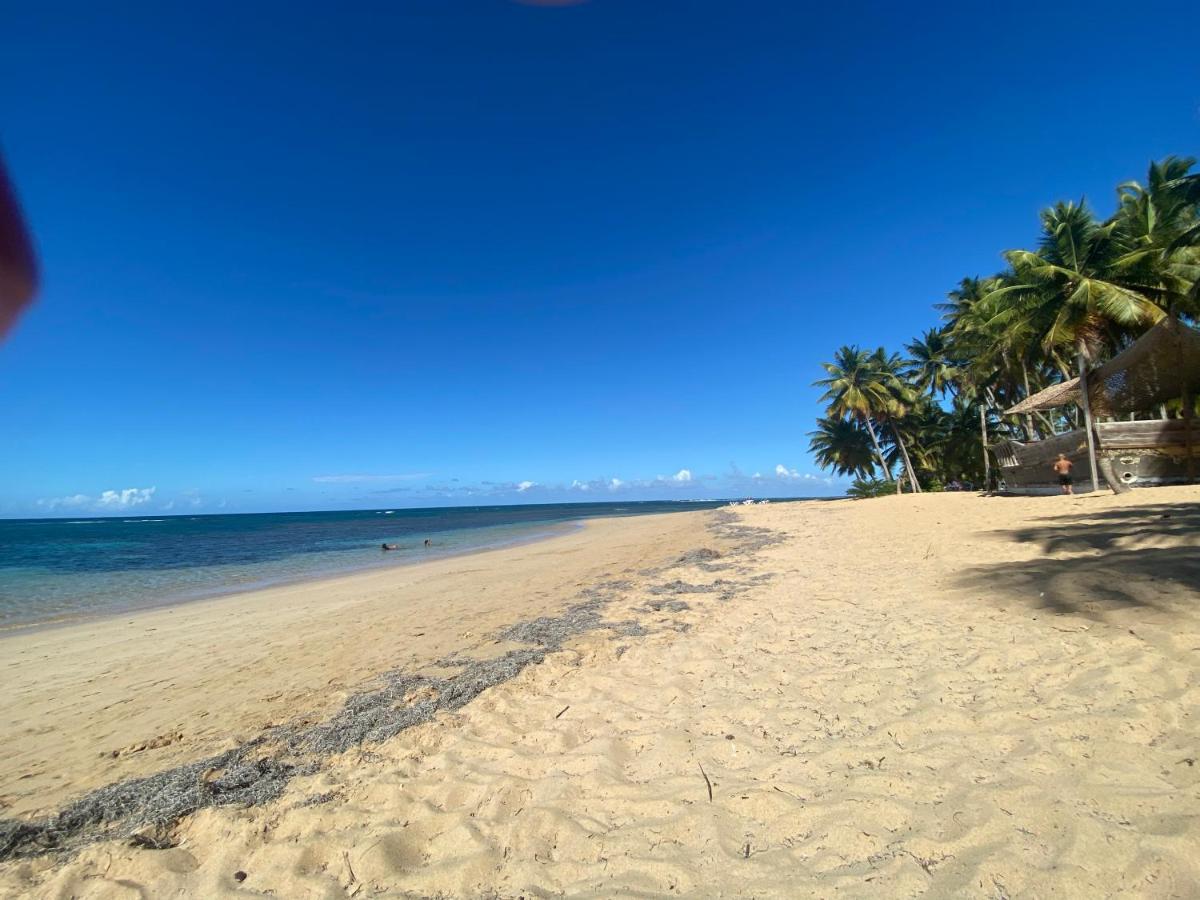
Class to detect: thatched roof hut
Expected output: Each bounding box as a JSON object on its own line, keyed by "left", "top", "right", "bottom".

{"left": 1006, "top": 317, "right": 1200, "bottom": 417}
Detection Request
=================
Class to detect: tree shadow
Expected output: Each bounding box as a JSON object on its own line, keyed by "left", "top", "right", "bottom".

{"left": 957, "top": 502, "right": 1200, "bottom": 620}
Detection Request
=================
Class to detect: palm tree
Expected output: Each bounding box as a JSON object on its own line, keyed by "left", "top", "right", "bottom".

{"left": 904, "top": 328, "right": 960, "bottom": 398}
{"left": 814, "top": 346, "right": 898, "bottom": 482}
{"left": 949, "top": 276, "right": 1046, "bottom": 439}
{"left": 985, "top": 200, "right": 1163, "bottom": 364}
{"left": 808, "top": 416, "right": 877, "bottom": 478}
{"left": 1164, "top": 162, "right": 1200, "bottom": 256}
{"left": 920, "top": 396, "right": 988, "bottom": 485}
{"left": 870, "top": 347, "right": 923, "bottom": 493}
{"left": 937, "top": 276, "right": 999, "bottom": 325}
{"left": 883, "top": 397, "right": 943, "bottom": 484}
{"left": 1111, "top": 156, "right": 1200, "bottom": 317}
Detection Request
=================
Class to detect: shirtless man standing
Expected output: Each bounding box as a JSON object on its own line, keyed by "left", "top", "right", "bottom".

{"left": 1052, "top": 453, "right": 1074, "bottom": 495}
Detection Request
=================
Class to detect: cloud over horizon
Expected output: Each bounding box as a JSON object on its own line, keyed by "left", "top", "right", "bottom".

{"left": 38, "top": 487, "right": 158, "bottom": 513}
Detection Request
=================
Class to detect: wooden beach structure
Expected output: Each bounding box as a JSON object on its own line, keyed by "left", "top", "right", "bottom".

{"left": 991, "top": 317, "right": 1200, "bottom": 495}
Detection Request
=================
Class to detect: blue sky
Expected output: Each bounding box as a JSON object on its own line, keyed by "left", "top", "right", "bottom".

{"left": 2, "top": 1, "right": 1198, "bottom": 516}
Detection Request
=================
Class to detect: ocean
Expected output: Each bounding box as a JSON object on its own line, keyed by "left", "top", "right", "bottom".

{"left": 0, "top": 501, "right": 729, "bottom": 629}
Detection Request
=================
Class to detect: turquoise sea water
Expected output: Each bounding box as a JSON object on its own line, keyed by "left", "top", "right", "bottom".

{"left": 0, "top": 501, "right": 728, "bottom": 629}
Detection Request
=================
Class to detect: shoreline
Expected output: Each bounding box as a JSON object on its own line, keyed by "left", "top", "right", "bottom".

{"left": 0, "top": 519, "right": 584, "bottom": 639}
{"left": 0, "top": 509, "right": 719, "bottom": 821}
{"left": 0, "top": 500, "right": 750, "bottom": 637}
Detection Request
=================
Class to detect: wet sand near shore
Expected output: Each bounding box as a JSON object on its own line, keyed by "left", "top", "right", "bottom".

{"left": 3, "top": 490, "right": 1200, "bottom": 898}
{"left": 0, "top": 512, "right": 710, "bottom": 821}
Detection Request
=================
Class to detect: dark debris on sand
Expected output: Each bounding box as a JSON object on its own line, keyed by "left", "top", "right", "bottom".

{"left": 648, "top": 578, "right": 732, "bottom": 596}
{"left": 0, "top": 746, "right": 309, "bottom": 860}
{"left": 643, "top": 598, "right": 691, "bottom": 613}
{"left": 709, "top": 509, "right": 787, "bottom": 553}
{"left": 0, "top": 582, "right": 660, "bottom": 861}
{"left": 0, "top": 510, "right": 782, "bottom": 863}
{"left": 673, "top": 547, "right": 730, "bottom": 572}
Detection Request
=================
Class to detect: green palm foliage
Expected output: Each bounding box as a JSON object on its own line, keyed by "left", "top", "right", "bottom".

{"left": 814, "top": 346, "right": 923, "bottom": 493}
{"left": 815, "top": 346, "right": 899, "bottom": 423}
{"left": 814, "top": 345, "right": 899, "bottom": 482}
{"left": 984, "top": 200, "right": 1162, "bottom": 361}
{"left": 845, "top": 477, "right": 894, "bottom": 499}
{"left": 807, "top": 416, "right": 876, "bottom": 478}
{"left": 936, "top": 276, "right": 997, "bottom": 322}
{"left": 1111, "top": 156, "right": 1200, "bottom": 315}
{"left": 1164, "top": 162, "right": 1200, "bottom": 254}
{"left": 904, "top": 328, "right": 960, "bottom": 398}
{"left": 869, "top": 348, "right": 922, "bottom": 493}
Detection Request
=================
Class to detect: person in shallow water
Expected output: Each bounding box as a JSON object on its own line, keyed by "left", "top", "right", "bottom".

{"left": 381, "top": 543, "right": 399, "bottom": 551}
{"left": 424, "top": 539, "right": 432, "bottom": 547}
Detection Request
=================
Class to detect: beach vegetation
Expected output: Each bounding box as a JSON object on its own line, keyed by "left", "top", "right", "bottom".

{"left": 808, "top": 416, "right": 876, "bottom": 479}
{"left": 844, "top": 476, "right": 895, "bottom": 499}
{"left": 812, "top": 154, "right": 1200, "bottom": 495}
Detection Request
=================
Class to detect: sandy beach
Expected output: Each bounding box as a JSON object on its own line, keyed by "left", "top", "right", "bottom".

{"left": 3, "top": 491, "right": 1199, "bottom": 898}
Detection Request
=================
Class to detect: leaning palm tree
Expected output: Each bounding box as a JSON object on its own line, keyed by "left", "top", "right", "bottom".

{"left": 869, "top": 347, "right": 922, "bottom": 493}
{"left": 883, "top": 396, "right": 945, "bottom": 485}
{"left": 814, "top": 346, "right": 898, "bottom": 482}
{"left": 808, "top": 416, "right": 877, "bottom": 479}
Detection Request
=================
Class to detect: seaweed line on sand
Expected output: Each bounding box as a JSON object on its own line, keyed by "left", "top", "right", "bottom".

{"left": 0, "top": 587, "right": 628, "bottom": 861}
{"left": 0, "top": 510, "right": 781, "bottom": 864}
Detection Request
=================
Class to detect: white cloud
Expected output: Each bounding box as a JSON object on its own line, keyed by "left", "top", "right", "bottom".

{"left": 752, "top": 472, "right": 762, "bottom": 479}
{"left": 770, "top": 465, "right": 833, "bottom": 486}
{"left": 672, "top": 469, "right": 693, "bottom": 483}
{"left": 98, "top": 487, "right": 157, "bottom": 508}
{"left": 39, "top": 487, "right": 157, "bottom": 513}
{"left": 516, "top": 480, "right": 536, "bottom": 492}
{"left": 571, "top": 477, "right": 625, "bottom": 492}
{"left": 313, "top": 473, "right": 429, "bottom": 483}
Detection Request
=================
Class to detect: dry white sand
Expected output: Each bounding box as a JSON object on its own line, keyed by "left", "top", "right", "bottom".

{"left": 3, "top": 490, "right": 1200, "bottom": 898}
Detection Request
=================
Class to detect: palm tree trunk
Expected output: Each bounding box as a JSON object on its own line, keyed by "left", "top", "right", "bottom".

{"left": 979, "top": 404, "right": 991, "bottom": 490}
{"left": 1170, "top": 310, "right": 1195, "bottom": 483}
{"left": 862, "top": 417, "right": 894, "bottom": 483}
{"left": 892, "top": 427, "right": 921, "bottom": 493}
{"left": 1020, "top": 359, "right": 1037, "bottom": 440}
{"left": 1076, "top": 344, "right": 1101, "bottom": 493}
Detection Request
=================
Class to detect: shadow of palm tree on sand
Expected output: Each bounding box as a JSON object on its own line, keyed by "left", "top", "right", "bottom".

{"left": 958, "top": 501, "right": 1200, "bottom": 620}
